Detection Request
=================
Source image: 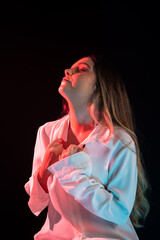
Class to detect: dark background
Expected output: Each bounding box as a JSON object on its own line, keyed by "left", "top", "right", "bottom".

{"left": 0, "top": 1, "right": 159, "bottom": 239}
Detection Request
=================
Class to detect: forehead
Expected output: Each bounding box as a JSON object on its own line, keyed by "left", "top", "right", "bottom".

{"left": 71, "top": 57, "right": 94, "bottom": 69}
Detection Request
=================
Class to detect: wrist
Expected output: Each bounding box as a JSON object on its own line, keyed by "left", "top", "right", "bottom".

{"left": 38, "top": 166, "right": 50, "bottom": 180}
{"left": 38, "top": 167, "right": 51, "bottom": 193}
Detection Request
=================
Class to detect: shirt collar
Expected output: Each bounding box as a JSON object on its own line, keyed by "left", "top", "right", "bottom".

{"left": 90, "top": 124, "right": 113, "bottom": 150}
{"left": 58, "top": 114, "right": 113, "bottom": 150}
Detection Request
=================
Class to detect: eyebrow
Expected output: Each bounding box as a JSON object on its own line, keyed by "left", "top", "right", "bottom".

{"left": 71, "top": 62, "right": 91, "bottom": 69}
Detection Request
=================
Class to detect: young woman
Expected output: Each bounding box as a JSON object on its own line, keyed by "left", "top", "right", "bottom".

{"left": 25, "top": 53, "right": 150, "bottom": 240}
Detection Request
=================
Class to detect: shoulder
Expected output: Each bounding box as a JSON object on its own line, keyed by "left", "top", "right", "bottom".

{"left": 113, "top": 127, "right": 134, "bottom": 144}
{"left": 112, "top": 126, "right": 136, "bottom": 152}
{"left": 97, "top": 125, "right": 136, "bottom": 153}
{"left": 38, "top": 114, "right": 69, "bottom": 139}
{"left": 100, "top": 126, "right": 136, "bottom": 152}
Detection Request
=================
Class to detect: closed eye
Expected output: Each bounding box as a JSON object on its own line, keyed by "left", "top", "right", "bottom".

{"left": 71, "top": 62, "right": 91, "bottom": 72}
{"left": 79, "top": 67, "right": 88, "bottom": 72}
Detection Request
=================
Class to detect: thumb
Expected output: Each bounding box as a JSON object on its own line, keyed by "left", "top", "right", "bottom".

{"left": 78, "top": 144, "right": 86, "bottom": 152}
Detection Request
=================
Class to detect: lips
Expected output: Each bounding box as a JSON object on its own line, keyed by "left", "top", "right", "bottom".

{"left": 62, "top": 77, "right": 71, "bottom": 82}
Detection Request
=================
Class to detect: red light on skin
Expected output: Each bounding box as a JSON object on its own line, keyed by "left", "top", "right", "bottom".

{"left": 62, "top": 77, "right": 71, "bottom": 82}
{"left": 61, "top": 77, "right": 72, "bottom": 86}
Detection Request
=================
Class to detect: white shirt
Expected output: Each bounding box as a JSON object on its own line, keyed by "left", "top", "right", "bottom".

{"left": 25, "top": 114, "right": 139, "bottom": 240}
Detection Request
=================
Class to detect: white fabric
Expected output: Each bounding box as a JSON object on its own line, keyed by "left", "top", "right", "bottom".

{"left": 25, "top": 114, "right": 139, "bottom": 240}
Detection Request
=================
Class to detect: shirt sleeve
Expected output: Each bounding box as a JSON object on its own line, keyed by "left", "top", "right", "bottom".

{"left": 48, "top": 145, "right": 137, "bottom": 225}
{"left": 24, "top": 126, "right": 50, "bottom": 216}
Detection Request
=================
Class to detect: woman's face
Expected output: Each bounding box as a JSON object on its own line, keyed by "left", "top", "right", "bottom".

{"left": 58, "top": 57, "right": 96, "bottom": 107}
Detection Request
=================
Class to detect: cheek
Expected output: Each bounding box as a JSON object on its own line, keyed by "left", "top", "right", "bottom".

{"left": 72, "top": 73, "right": 96, "bottom": 93}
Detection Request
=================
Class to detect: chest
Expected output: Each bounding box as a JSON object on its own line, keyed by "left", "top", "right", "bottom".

{"left": 63, "top": 128, "right": 93, "bottom": 149}
{"left": 63, "top": 135, "right": 79, "bottom": 149}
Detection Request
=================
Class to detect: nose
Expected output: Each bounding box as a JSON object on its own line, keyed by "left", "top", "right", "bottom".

{"left": 65, "top": 68, "right": 72, "bottom": 77}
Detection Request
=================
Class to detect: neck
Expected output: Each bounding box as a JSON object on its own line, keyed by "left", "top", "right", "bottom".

{"left": 68, "top": 103, "right": 94, "bottom": 136}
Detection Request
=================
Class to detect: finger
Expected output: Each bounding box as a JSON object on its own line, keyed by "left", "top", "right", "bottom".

{"left": 55, "top": 143, "right": 64, "bottom": 149}
{"left": 67, "top": 144, "right": 77, "bottom": 151}
{"left": 58, "top": 149, "right": 66, "bottom": 160}
{"left": 49, "top": 144, "right": 63, "bottom": 154}
{"left": 59, "top": 147, "right": 71, "bottom": 159}
{"left": 68, "top": 145, "right": 79, "bottom": 155}
{"left": 72, "top": 146, "right": 79, "bottom": 154}
{"left": 77, "top": 144, "right": 86, "bottom": 152}
{"left": 52, "top": 138, "right": 63, "bottom": 143}
{"left": 59, "top": 144, "right": 80, "bottom": 159}
{"left": 50, "top": 146, "right": 64, "bottom": 158}
{"left": 56, "top": 147, "right": 64, "bottom": 155}
{"left": 48, "top": 138, "right": 63, "bottom": 148}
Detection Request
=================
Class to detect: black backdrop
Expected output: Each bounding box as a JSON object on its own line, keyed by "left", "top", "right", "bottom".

{"left": 0, "top": 1, "right": 159, "bottom": 239}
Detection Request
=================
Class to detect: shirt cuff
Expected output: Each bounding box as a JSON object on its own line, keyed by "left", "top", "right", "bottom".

{"left": 24, "top": 170, "right": 49, "bottom": 216}
{"left": 48, "top": 151, "right": 92, "bottom": 179}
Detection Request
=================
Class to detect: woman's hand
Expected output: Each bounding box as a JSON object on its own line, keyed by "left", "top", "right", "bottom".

{"left": 38, "top": 138, "right": 64, "bottom": 192}
{"left": 59, "top": 144, "right": 85, "bottom": 160}
{"left": 43, "top": 138, "right": 64, "bottom": 166}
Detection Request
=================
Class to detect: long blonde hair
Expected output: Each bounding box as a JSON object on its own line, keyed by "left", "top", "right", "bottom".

{"left": 62, "top": 53, "right": 151, "bottom": 228}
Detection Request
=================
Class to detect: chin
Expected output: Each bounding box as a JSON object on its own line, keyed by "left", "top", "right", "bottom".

{"left": 58, "top": 85, "right": 70, "bottom": 100}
